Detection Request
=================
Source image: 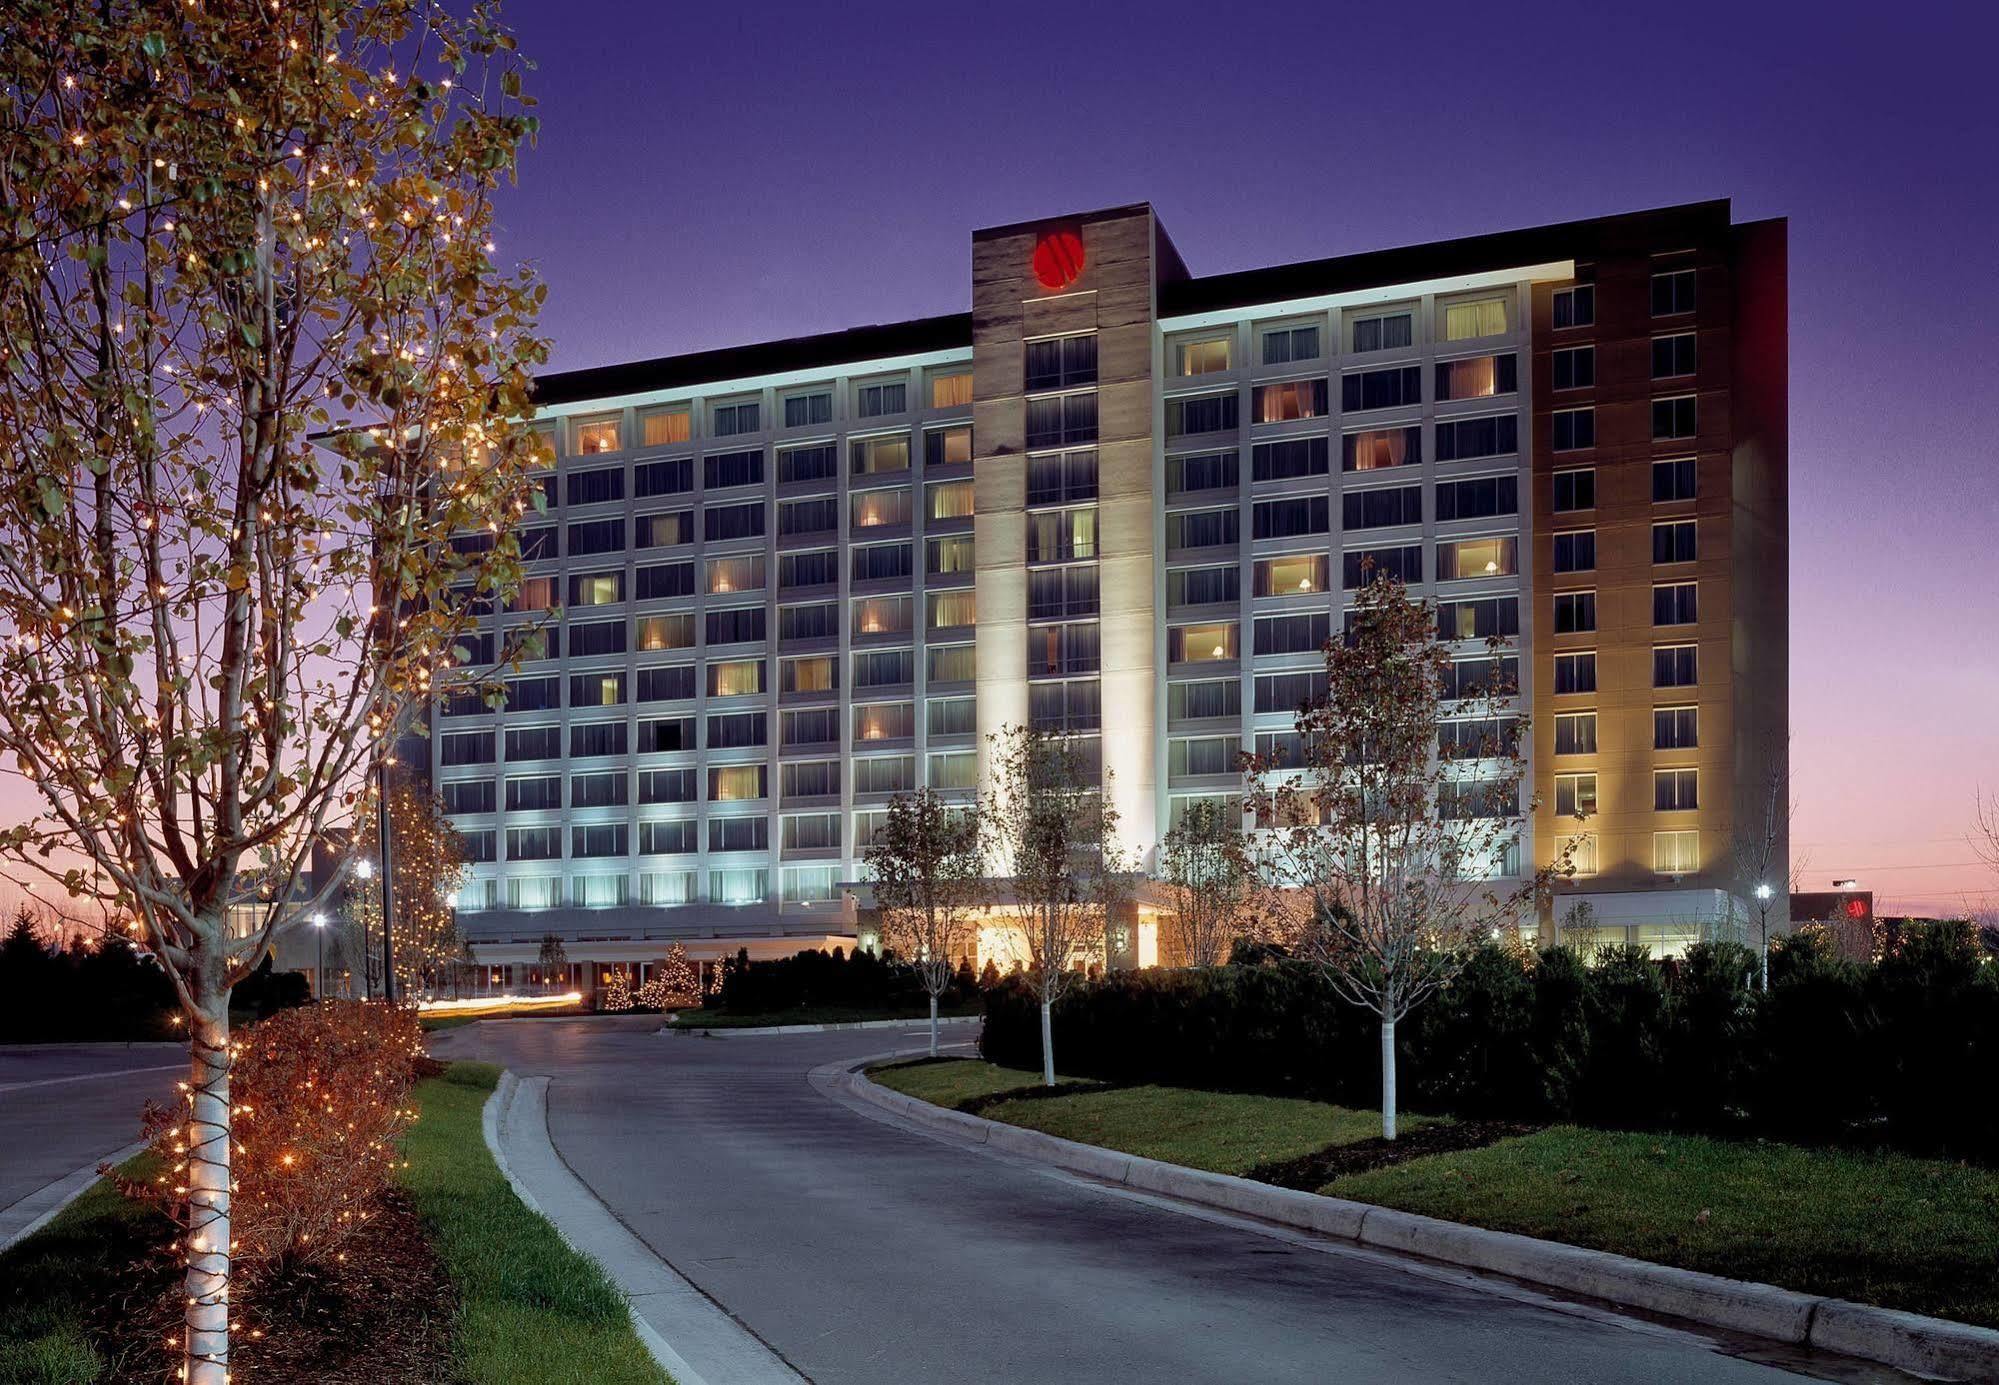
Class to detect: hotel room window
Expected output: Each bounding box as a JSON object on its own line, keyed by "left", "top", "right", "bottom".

{"left": 1651, "top": 268, "right": 1697, "bottom": 316}
{"left": 1436, "top": 474, "right": 1518, "bottom": 521}
{"left": 783, "top": 390, "right": 832, "bottom": 429}
{"left": 637, "top": 666, "right": 697, "bottom": 704}
{"left": 641, "top": 406, "right": 691, "bottom": 447}
{"left": 1343, "top": 484, "right": 1423, "bottom": 531}
{"left": 635, "top": 458, "right": 693, "bottom": 498}
{"left": 707, "top": 659, "right": 764, "bottom": 698}
{"left": 1349, "top": 311, "right": 1413, "bottom": 354}
{"left": 927, "top": 590, "right": 977, "bottom": 630}
{"left": 853, "top": 702, "right": 915, "bottom": 742}
{"left": 778, "top": 496, "right": 838, "bottom": 538}
{"left": 1554, "top": 711, "right": 1598, "bottom": 756}
{"left": 1653, "top": 582, "right": 1698, "bottom": 626}
{"left": 702, "top": 501, "right": 764, "bottom": 542}
{"left": 1436, "top": 353, "right": 1517, "bottom": 401}
{"left": 852, "top": 755, "right": 915, "bottom": 795}
{"left": 638, "top": 815, "right": 696, "bottom": 851}
{"left": 1653, "top": 395, "right": 1698, "bottom": 441}
{"left": 1164, "top": 565, "right": 1235, "bottom": 608}
{"left": 1552, "top": 530, "right": 1596, "bottom": 574}
{"left": 1653, "top": 458, "right": 1698, "bottom": 503}
{"left": 1553, "top": 651, "right": 1597, "bottom": 695}
{"left": 927, "top": 697, "right": 977, "bottom": 737}
{"left": 571, "top": 673, "right": 625, "bottom": 708}
{"left": 1033, "top": 565, "right": 1103, "bottom": 618}
{"left": 927, "top": 479, "right": 975, "bottom": 521}
{"left": 569, "top": 722, "right": 628, "bottom": 758}
{"left": 505, "top": 776, "right": 560, "bottom": 812}
{"left": 567, "top": 620, "right": 625, "bottom": 657}
{"left": 924, "top": 424, "right": 973, "bottom": 467}
{"left": 709, "top": 869, "right": 768, "bottom": 906}
{"left": 1552, "top": 469, "right": 1595, "bottom": 513}
{"left": 1563, "top": 833, "right": 1599, "bottom": 877}
{"left": 566, "top": 466, "right": 624, "bottom": 506}
{"left": 1552, "top": 284, "right": 1595, "bottom": 329}
{"left": 1254, "top": 495, "right": 1329, "bottom": 539}
{"left": 855, "top": 379, "right": 907, "bottom": 418}
{"left": 853, "top": 649, "right": 915, "bottom": 690}
{"left": 1553, "top": 591, "right": 1596, "bottom": 634}
{"left": 710, "top": 398, "right": 760, "bottom": 437}
{"left": 1653, "top": 644, "right": 1699, "bottom": 688}
{"left": 1340, "top": 545, "right": 1422, "bottom": 588}
{"left": 635, "top": 613, "right": 695, "bottom": 652}
{"left": 929, "top": 369, "right": 974, "bottom": 410}
{"left": 572, "top": 416, "right": 622, "bottom": 455}
{"left": 636, "top": 510, "right": 693, "bottom": 548}
{"left": 1343, "top": 426, "right": 1420, "bottom": 471}
{"left": 779, "top": 550, "right": 838, "bottom": 590}
{"left": 1025, "top": 392, "right": 1098, "bottom": 449}
{"left": 782, "top": 812, "right": 841, "bottom": 849}
{"left": 1168, "top": 622, "right": 1238, "bottom": 664}
{"left": 1166, "top": 391, "right": 1238, "bottom": 438}
{"left": 781, "top": 708, "right": 838, "bottom": 747}
{"left": 1652, "top": 333, "right": 1697, "bottom": 379}
{"left": 1167, "top": 450, "right": 1237, "bottom": 492}
{"left": 704, "top": 449, "right": 763, "bottom": 490}
{"left": 850, "top": 542, "right": 912, "bottom": 584}
{"left": 1654, "top": 830, "right": 1699, "bottom": 875}
{"left": 851, "top": 595, "right": 912, "bottom": 639}
{"left": 1654, "top": 706, "right": 1699, "bottom": 750}
{"left": 1441, "top": 295, "right": 1510, "bottom": 341}
{"left": 925, "top": 644, "right": 975, "bottom": 683}
{"left": 1174, "top": 336, "right": 1232, "bottom": 377}
{"left": 1552, "top": 407, "right": 1596, "bottom": 451}
{"left": 1025, "top": 508, "right": 1097, "bottom": 564}
{"left": 1024, "top": 334, "right": 1097, "bottom": 391}
{"left": 571, "top": 823, "right": 629, "bottom": 857}
{"left": 1653, "top": 519, "right": 1698, "bottom": 564}
{"left": 640, "top": 870, "right": 697, "bottom": 904}
{"left": 1435, "top": 415, "right": 1517, "bottom": 462}
{"left": 778, "top": 443, "right": 838, "bottom": 484}
{"left": 1435, "top": 536, "right": 1516, "bottom": 580}
{"left": 706, "top": 712, "right": 768, "bottom": 751}
{"left": 850, "top": 433, "right": 911, "bottom": 476}
{"left": 705, "top": 554, "right": 765, "bottom": 596}
{"left": 1654, "top": 768, "right": 1699, "bottom": 812}
{"left": 705, "top": 607, "right": 766, "bottom": 647}
{"left": 780, "top": 655, "right": 838, "bottom": 694}
{"left": 569, "top": 572, "right": 622, "bottom": 607}
{"left": 1026, "top": 448, "right": 1098, "bottom": 505}
{"left": 1552, "top": 346, "right": 1595, "bottom": 390}
{"left": 1252, "top": 378, "right": 1329, "bottom": 424}
{"left": 1172, "top": 678, "right": 1242, "bottom": 720}
{"left": 1340, "top": 366, "right": 1421, "bottom": 411}
{"left": 927, "top": 535, "right": 975, "bottom": 576}
{"left": 508, "top": 576, "right": 556, "bottom": 613}
{"left": 707, "top": 809, "right": 768, "bottom": 846}
{"left": 1164, "top": 507, "right": 1237, "bottom": 551}
{"left": 1260, "top": 324, "right": 1320, "bottom": 366}
{"left": 1554, "top": 773, "right": 1598, "bottom": 818}
{"left": 1253, "top": 554, "right": 1328, "bottom": 596}
{"left": 849, "top": 489, "right": 912, "bottom": 530}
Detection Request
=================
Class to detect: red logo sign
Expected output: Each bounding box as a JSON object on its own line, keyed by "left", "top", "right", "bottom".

{"left": 1032, "top": 228, "right": 1086, "bottom": 291}
{"left": 1845, "top": 898, "right": 1868, "bottom": 919}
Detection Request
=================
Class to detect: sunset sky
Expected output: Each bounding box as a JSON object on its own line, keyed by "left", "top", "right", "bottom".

{"left": 7, "top": 0, "right": 1994, "bottom": 919}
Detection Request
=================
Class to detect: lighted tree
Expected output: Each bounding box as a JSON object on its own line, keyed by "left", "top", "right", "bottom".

{"left": 353, "top": 771, "right": 468, "bottom": 1000}
{"left": 600, "top": 968, "right": 633, "bottom": 1012}
{"left": 865, "top": 787, "right": 983, "bottom": 1056}
{"left": 636, "top": 943, "right": 699, "bottom": 1010}
{"left": 1245, "top": 574, "right": 1563, "bottom": 1139}
{"left": 985, "top": 725, "right": 1118, "bottom": 1085}
{"left": 0, "top": 7, "right": 542, "bottom": 1379}
{"left": 1158, "top": 798, "right": 1253, "bottom": 968}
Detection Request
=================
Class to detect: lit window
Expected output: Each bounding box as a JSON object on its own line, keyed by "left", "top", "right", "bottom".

{"left": 927, "top": 591, "right": 977, "bottom": 630}
{"left": 635, "top": 614, "right": 695, "bottom": 652}
{"left": 709, "top": 868, "right": 768, "bottom": 906}
{"left": 1253, "top": 554, "right": 1327, "bottom": 596}
{"left": 709, "top": 766, "right": 767, "bottom": 802}
{"left": 1174, "top": 337, "right": 1231, "bottom": 376}
{"left": 781, "top": 656, "right": 837, "bottom": 693}
{"left": 1554, "top": 773, "right": 1598, "bottom": 818}
{"left": 852, "top": 596, "right": 912, "bottom": 638}
{"left": 929, "top": 370, "right": 973, "bottom": 409}
{"left": 1443, "top": 296, "right": 1509, "bottom": 341}
{"left": 1655, "top": 829, "right": 1700, "bottom": 875}
{"left": 851, "top": 489, "right": 911, "bottom": 529}
{"left": 927, "top": 480, "right": 974, "bottom": 521}
{"left": 1654, "top": 768, "right": 1699, "bottom": 812}
{"left": 707, "top": 660, "right": 763, "bottom": 698}
{"left": 925, "top": 425, "right": 973, "bottom": 467}
{"left": 573, "top": 417, "right": 622, "bottom": 454}
{"left": 569, "top": 573, "right": 621, "bottom": 606}
{"left": 927, "top": 535, "right": 975, "bottom": 575}
{"left": 851, "top": 435, "right": 911, "bottom": 476}
{"left": 1252, "top": 379, "right": 1328, "bottom": 423}
{"left": 640, "top": 407, "right": 690, "bottom": 447}
{"left": 1554, "top": 711, "right": 1597, "bottom": 756}
{"left": 854, "top": 702, "right": 914, "bottom": 742}
{"left": 705, "top": 554, "right": 765, "bottom": 595}
{"left": 1169, "top": 622, "right": 1238, "bottom": 663}
{"left": 1437, "top": 537, "right": 1517, "bottom": 580}
{"left": 1563, "top": 833, "right": 1599, "bottom": 877}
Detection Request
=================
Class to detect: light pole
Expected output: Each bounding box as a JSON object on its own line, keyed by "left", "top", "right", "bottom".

{"left": 374, "top": 761, "right": 396, "bottom": 1005}
{"left": 1754, "top": 882, "right": 1774, "bottom": 991}
{"left": 310, "top": 912, "right": 326, "bottom": 1000}
{"left": 355, "top": 857, "right": 375, "bottom": 999}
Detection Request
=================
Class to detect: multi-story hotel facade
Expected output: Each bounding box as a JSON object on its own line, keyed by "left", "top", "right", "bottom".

{"left": 431, "top": 199, "right": 1788, "bottom": 995}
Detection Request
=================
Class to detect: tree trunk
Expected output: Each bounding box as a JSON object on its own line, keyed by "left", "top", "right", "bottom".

{"left": 928, "top": 992, "right": 939, "bottom": 1058}
{"left": 1379, "top": 1015, "right": 1398, "bottom": 1142}
{"left": 184, "top": 984, "right": 234, "bottom": 1384}
{"left": 1040, "top": 999, "right": 1055, "bottom": 1088}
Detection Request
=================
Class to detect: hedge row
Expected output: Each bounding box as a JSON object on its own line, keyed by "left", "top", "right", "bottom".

{"left": 981, "top": 922, "right": 1999, "bottom": 1161}
{"left": 711, "top": 944, "right": 982, "bottom": 1014}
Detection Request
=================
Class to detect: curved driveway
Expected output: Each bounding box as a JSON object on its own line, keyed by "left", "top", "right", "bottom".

{"left": 440, "top": 1019, "right": 1870, "bottom": 1385}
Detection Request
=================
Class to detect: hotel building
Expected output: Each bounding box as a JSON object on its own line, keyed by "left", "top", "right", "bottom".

{"left": 430, "top": 199, "right": 1788, "bottom": 994}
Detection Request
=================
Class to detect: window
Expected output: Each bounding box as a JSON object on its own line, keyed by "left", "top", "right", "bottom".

{"left": 778, "top": 443, "right": 838, "bottom": 485}
{"left": 635, "top": 563, "right": 695, "bottom": 601}
{"left": 707, "top": 711, "right": 767, "bottom": 750}
{"left": 639, "top": 716, "right": 695, "bottom": 756}
{"left": 1654, "top": 768, "right": 1699, "bottom": 811}
{"left": 570, "top": 673, "right": 625, "bottom": 708}
{"left": 1439, "top": 654, "right": 1517, "bottom": 698}
{"left": 709, "top": 868, "right": 769, "bottom": 906}
{"left": 517, "top": 525, "right": 558, "bottom": 561}
{"left": 928, "top": 751, "right": 977, "bottom": 791}
{"left": 711, "top": 398, "right": 760, "bottom": 436}
{"left": 1552, "top": 284, "right": 1595, "bottom": 329}
{"left": 1252, "top": 437, "right": 1329, "bottom": 482}
{"left": 1553, "top": 591, "right": 1597, "bottom": 634}
{"left": 1165, "top": 508, "right": 1237, "bottom": 550}
{"left": 1435, "top": 414, "right": 1518, "bottom": 462}
{"left": 1655, "top": 829, "right": 1700, "bottom": 875}
{"left": 854, "top": 648, "right": 915, "bottom": 688}
{"left": 507, "top": 826, "right": 562, "bottom": 860}
{"left": 708, "top": 810, "right": 768, "bottom": 846}
{"left": 1024, "top": 393, "right": 1098, "bottom": 448}
{"left": 1027, "top": 449, "right": 1097, "bottom": 505}
{"left": 782, "top": 708, "right": 838, "bottom": 747}
{"left": 1026, "top": 508, "right": 1097, "bottom": 563}
{"left": 929, "top": 369, "right": 973, "bottom": 409}
{"left": 779, "top": 496, "right": 838, "bottom": 538}
{"left": 568, "top": 620, "right": 625, "bottom": 657}
{"left": 1652, "top": 395, "right": 1697, "bottom": 440}
{"left": 1653, "top": 582, "right": 1698, "bottom": 626}
{"left": 1253, "top": 553, "right": 1327, "bottom": 596}
{"left": 1171, "top": 679, "right": 1242, "bottom": 720}
{"left": 1254, "top": 613, "right": 1330, "bottom": 655}
{"left": 852, "top": 594, "right": 912, "bottom": 638}
{"left": 1344, "top": 485, "right": 1423, "bottom": 530}
{"left": 1168, "top": 622, "right": 1238, "bottom": 663}
{"left": 781, "top": 655, "right": 838, "bottom": 694}
{"left": 636, "top": 613, "right": 695, "bottom": 652}
{"left": 1553, "top": 346, "right": 1595, "bottom": 390}
{"left": 781, "top": 761, "right": 840, "bottom": 799}
{"left": 927, "top": 697, "right": 976, "bottom": 737}
{"left": 639, "top": 769, "right": 696, "bottom": 806}
{"left": 634, "top": 457, "right": 692, "bottom": 499}
{"left": 569, "top": 722, "right": 627, "bottom": 758}
{"left": 1260, "top": 324, "right": 1320, "bottom": 365}
{"left": 1564, "top": 833, "right": 1599, "bottom": 877}
{"left": 641, "top": 407, "right": 690, "bottom": 447}
{"left": 1254, "top": 495, "right": 1329, "bottom": 539}
{"left": 925, "top": 425, "right": 973, "bottom": 467}
{"left": 706, "top": 553, "right": 765, "bottom": 596}
{"left": 1026, "top": 621, "right": 1101, "bottom": 677}
{"left": 1443, "top": 296, "right": 1509, "bottom": 340}
{"left": 1553, "top": 469, "right": 1596, "bottom": 513}
{"left": 1653, "top": 457, "right": 1697, "bottom": 503}
{"left": 573, "top": 416, "right": 621, "bottom": 455}
{"left": 502, "top": 676, "right": 560, "bottom": 712}
{"left": 441, "top": 780, "right": 495, "bottom": 815}
{"left": 1341, "top": 545, "right": 1422, "bottom": 588}
{"left": 639, "top": 818, "right": 696, "bottom": 852}
{"left": 1435, "top": 536, "right": 1516, "bottom": 580}
{"left": 782, "top": 866, "right": 841, "bottom": 903}
{"left": 569, "top": 572, "right": 623, "bottom": 607}
{"left": 1024, "top": 335, "right": 1098, "bottom": 391}
{"left": 926, "top": 644, "right": 975, "bottom": 682}
{"left": 1254, "top": 670, "right": 1327, "bottom": 713}
{"left": 640, "top": 869, "right": 697, "bottom": 904}
{"left": 705, "top": 606, "right": 765, "bottom": 646}
{"left": 568, "top": 518, "right": 625, "bottom": 556}
{"left": 1437, "top": 354, "right": 1517, "bottom": 401}
{"left": 505, "top": 775, "right": 561, "bottom": 811}
{"left": 1552, "top": 408, "right": 1596, "bottom": 452}
{"left": 572, "top": 823, "right": 629, "bottom": 858}
{"left": 927, "top": 527, "right": 975, "bottom": 571}
{"left": 566, "top": 466, "right": 624, "bottom": 506}
{"left": 1341, "top": 366, "right": 1421, "bottom": 411}
{"left": 1555, "top": 773, "right": 1598, "bottom": 818}
{"left": 1349, "top": 311, "right": 1413, "bottom": 354}
{"left": 1253, "top": 378, "right": 1328, "bottom": 424}
{"left": 927, "top": 590, "right": 977, "bottom": 630}
{"left": 708, "top": 659, "right": 764, "bottom": 698}
{"left": 1555, "top": 711, "right": 1598, "bottom": 756}
{"left": 855, "top": 379, "right": 908, "bottom": 418}
{"left": 783, "top": 812, "right": 842, "bottom": 850}
{"left": 506, "top": 577, "right": 556, "bottom": 614}
{"left": 1554, "top": 651, "right": 1597, "bottom": 694}
{"left": 504, "top": 725, "right": 560, "bottom": 761}
{"left": 1653, "top": 644, "right": 1698, "bottom": 688}
{"left": 1553, "top": 530, "right": 1596, "bottom": 573}
{"left": 852, "top": 756, "right": 915, "bottom": 795}
{"left": 1169, "top": 736, "right": 1241, "bottom": 778}
{"left": 1028, "top": 679, "right": 1101, "bottom": 733}
{"left": 1651, "top": 268, "right": 1697, "bottom": 317}
{"left": 505, "top": 876, "right": 561, "bottom": 911}
{"left": 1653, "top": 520, "right": 1698, "bottom": 564}
{"left": 1343, "top": 426, "right": 1420, "bottom": 471}
{"left": 703, "top": 501, "right": 765, "bottom": 542}
{"left": 1166, "top": 451, "right": 1237, "bottom": 493}
{"left": 780, "top": 550, "right": 838, "bottom": 590}
{"left": 704, "top": 449, "right": 763, "bottom": 490}
{"left": 927, "top": 479, "right": 975, "bottom": 521}
{"left": 1654, "top": 706, "right": 1699, "bottom": 750}
{"left": 1436, "top": 474, "right": 1517, "bottom": 520}
{"left": 637, "top": 510, "right": 693, "bottom": 548}
{"left": 1167, "top": 392, "right": 1240, "bottom": 437}
{"left": 1652, "top": 333, "right": 1697, "bottom": 379}
{"left": 783, "top": 391, "right": 831, "bottom": 429}
{"left": 850, "top": 488, "right": 911, "bottom": 529}
{"left": 637, "top": 665, "right": 696, "bottom": 703}
{"left": 854, "top": 700, "right": 913, "bottom": 742}
{"left": 1035, "top": 564, "right": 1103, "bottom": 617}
{"left": 1174, "top": 336, "right": 1231, "bottom": 376}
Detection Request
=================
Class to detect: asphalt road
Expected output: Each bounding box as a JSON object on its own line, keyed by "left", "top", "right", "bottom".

{"left": 438, "top": 1019, "right": 1879, "bottom": 1385}
{"left": 0, "top": 1043, "right": 183, "bottom": 1222}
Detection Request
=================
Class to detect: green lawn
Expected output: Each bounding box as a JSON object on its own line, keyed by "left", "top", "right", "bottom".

{"left": 670, "top": 1003, "right": 978, "bottom": 1030}
{"left": 869, "top": 1056, "right": 1057, "bottom": 1107}
{"left": 1325, "top": 1126, "right": 1999, "bottom": 1328}
{"left": 403, "top": 1062, "right": 671, "bottom": 1383}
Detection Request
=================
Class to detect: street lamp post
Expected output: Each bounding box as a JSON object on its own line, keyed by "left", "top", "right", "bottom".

{"left": 355, "top": 857, "right": 375, "bottom": 999}
{"left": 310, "top": 912, "right": 325, "bottom": 1000}
{"left": 1754, "top": 882, "right": 1774, "bottom": 991}
{"left": 374, "top": 761, "right": 396, "bottom": 1005}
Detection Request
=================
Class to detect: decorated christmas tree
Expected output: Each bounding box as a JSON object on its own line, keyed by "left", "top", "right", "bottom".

{"left": 600, "top": 968, "right": 634, "bottom": 1012}
{"left": 636, "top": 944, "right": 701, "bottom": 1010}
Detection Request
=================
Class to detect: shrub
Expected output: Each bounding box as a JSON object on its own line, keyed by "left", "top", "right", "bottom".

{"left": 1664, "top": 941, "right": 1760, "bottom": 1129}
{"left": 125, "top": 1000, "right": 424, "bottom": 1274}
{"left": 714, "top": 945, "right": 977, "bottom": 1015}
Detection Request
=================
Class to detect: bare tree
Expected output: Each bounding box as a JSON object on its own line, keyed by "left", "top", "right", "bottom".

{"left": 537, "top": 933, "right": 568, "bottom": 995}
{"left": 1730, "top": 762, "right": 1798, "bottom": 989}
{"left": 986, "top": 725, "right": 1116, "bottom": 1086}
{"left": 0, "top": 8, "right": 541, "bottom": 1379}
{"left": 1159, "top": 798, "right": 1252, "bottom": 968}
{"left": 864, "top": 787, "right": 984, "bottom": 1056}
{"left": 1246, "top": 574, "right": 1562, "bottom": 1140}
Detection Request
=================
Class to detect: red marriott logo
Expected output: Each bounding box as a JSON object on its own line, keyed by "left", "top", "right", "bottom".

{"left": 1032, "top": 227, "right": 1086, "bottom": 290}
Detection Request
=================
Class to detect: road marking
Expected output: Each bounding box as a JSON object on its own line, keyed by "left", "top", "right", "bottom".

{"left": 0, "top": 1063, "right": 184, "bottom": 1096}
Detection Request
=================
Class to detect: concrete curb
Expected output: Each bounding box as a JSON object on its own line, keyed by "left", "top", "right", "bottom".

{"left": 663, "top": 1015, "right": 982, "bottom": 1037}
{"left": 839, "top": 1058, "right": 1999, "bottom": 1383}
{"left": 483, "top": 1070, "right": 805, "bottom": 1385}
{"left": 0, "top": 1140, "right": 145, "bottom": 1254}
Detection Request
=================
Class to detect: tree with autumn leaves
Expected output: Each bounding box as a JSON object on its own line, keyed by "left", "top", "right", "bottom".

{"left": 349, "top": 770, "right": 471, "bottom": 1000}
{"left": 0, "top": 5, "right": 543, "bottom": 1380}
